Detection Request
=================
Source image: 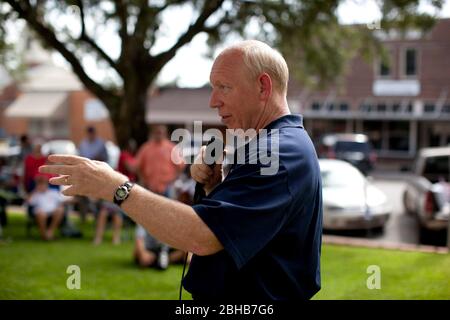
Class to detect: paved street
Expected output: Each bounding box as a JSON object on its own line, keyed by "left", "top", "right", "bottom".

{"left": 324, "top": 178, "right": 448, "bottom": 247}
{"left": 372, "top": 179, "right": 419, "bottom": 244}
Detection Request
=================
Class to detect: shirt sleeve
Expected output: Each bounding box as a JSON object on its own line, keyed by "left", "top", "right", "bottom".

{"left": 192, "top": 163, "right": 292, "bottom": 270}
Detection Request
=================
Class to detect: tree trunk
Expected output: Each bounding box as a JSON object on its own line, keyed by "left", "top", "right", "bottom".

{"left": 111, "top": 80, "right": 150, "bottom": 149}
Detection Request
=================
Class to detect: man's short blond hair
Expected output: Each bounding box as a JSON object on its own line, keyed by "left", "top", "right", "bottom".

{"left": 227, "top": 40, "right": 289, "bottom": 94}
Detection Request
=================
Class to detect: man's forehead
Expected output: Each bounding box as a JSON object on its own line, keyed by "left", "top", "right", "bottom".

{"left": 210, "top": 51, "right": 244, "bottom": 82}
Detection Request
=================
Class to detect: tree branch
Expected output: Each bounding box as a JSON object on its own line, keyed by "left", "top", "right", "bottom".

{"left": 115, "top": 0, "right": 129, "bottom": 44}
{"left": 152, "top": 0, "right": 225, "bottom": 70}
{"left": 4, "top": 0, "right": 119, "bottom": 106}
{"left": 76, "top": 0, "right": 122, "bottom": 76}
{"left": 133, "top": 1, "right": 151, "bottom": 45}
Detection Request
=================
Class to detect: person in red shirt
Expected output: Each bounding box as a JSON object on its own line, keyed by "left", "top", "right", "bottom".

{"left": 118, "top": 140, "right": 138, "bottom": 182}
{"left": 24, "top": 143, "right": 47, "bottom": 193}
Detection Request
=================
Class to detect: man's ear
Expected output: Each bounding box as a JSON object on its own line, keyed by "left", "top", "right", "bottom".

{"left": 258, "top": 73, "right": 272, "bottom": 101}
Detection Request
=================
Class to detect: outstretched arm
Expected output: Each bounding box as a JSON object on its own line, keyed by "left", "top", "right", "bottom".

{"left": 39, "top": 154, "right": 223, "bottom": 256}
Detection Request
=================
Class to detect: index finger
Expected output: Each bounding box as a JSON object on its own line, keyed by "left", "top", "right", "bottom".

{"left": 47, "top": 154, "right": 87, "bottom": 165}
{"left": 39, "top": 164, "right": 75, "bottom": 176}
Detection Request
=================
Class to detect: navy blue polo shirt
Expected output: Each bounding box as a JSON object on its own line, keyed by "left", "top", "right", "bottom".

{"left": 183, "top": 114, "right": 323, "bottom": 300}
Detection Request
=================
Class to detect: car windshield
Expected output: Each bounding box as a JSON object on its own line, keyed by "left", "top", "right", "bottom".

{"left": 423, "top": 155, "right": 450, "bottom": 183}
{"left": 335, "top": 141, "right": 370, "bottom": 153}
{"left": 321, "top": 166, "right": 366, "bottom": 188}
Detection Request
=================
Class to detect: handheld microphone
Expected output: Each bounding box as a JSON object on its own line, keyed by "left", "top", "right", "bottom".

{"left": 193, "top": 136, "right": 218, "bottom": 204}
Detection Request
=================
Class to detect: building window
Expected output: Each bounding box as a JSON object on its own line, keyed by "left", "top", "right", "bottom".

{"left": 376, "top": 49, "right": 393, "bottom": 77}
{"left": 388, "top": 121, "right": 410, "bottom": 151}
{"left": 379, "top": 60, "right": 390, "bottom": 76}
{"left": 359, "top": 103, "right": 374, "bottom": 112}
{"left": 311, "top": 102, "right": 321, "bottom": 111}
{"left": 424, "top": 103, "right": 435, "bottom": 113}
{"left": 377, "top": 103, "right": 387, "bottom": 112}
{"left": 405, "top": 103, "right": 413, "bottom": 113}
{"left": 325, "top": 103, "right": 335, "bottom": 111}
{"left": 362, "top": 120, "right": 383, "bottom": 150}
{"left": 29, "top": 120, "right": 43, "bottom": 136}
{"left": 392, "top": 103, "right": 401, "bottom": 112}
{"left": 51, "top": 119, "right": 69, "bottom": 138}
{"left": 339, "top": 103, "right": 349, "bottom": 112}
{"left": 405, "top": 48, "right": 417, "bottom": 76}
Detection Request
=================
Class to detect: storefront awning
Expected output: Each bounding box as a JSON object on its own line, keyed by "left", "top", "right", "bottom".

{"left": 5, "top": 92, "right": 67, "bottom": 118}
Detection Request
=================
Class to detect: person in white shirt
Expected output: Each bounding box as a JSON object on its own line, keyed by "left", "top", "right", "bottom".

{"left": 28, "top": 175, "right": 65, "bottom": 240}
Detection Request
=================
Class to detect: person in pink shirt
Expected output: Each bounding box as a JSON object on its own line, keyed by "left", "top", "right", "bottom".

{"left": 135, "top": 125, "right": 185, "bottom": 195}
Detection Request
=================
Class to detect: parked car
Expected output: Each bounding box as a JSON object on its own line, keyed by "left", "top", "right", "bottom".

{"left": 403, "top": 146, "right": 450, "bottom": 233}
{"left": 320, "top": 159, "right": 391, "bottom": 230}
{"left": 41, "top": 139, "right": 120, "bottom": 169}
{"left": 105, "top": 141, "right": 120, "bottom": 170}
{"left": 41, "top": 139, "right": 78, "bottom": 156}
{"left": 318, "top": 133, "right": 377, "bottom": 175}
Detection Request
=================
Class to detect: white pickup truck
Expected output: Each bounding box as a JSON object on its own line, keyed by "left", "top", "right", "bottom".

{"left": 403, "top": 146, "right": 450, "bottom": 235}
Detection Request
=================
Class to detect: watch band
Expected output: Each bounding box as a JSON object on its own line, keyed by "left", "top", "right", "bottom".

{"left": 113, "top": 181, "right": 134, "bottom": 207}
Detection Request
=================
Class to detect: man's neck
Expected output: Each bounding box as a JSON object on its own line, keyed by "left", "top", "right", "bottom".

{"left": 253, "top": 97, "right": 290, "bottom": 131}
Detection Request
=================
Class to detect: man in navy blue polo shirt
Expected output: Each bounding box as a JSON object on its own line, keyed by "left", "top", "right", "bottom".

{"left": 40, "top": 40, "right": 322, "bottom": 301}
{"left": 187, "top": 40, "right": 323, "bottom": 300}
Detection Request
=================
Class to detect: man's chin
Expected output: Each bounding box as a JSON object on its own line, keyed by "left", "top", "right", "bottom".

{"left": 221, "top": 118, "right": 232, "bottom": 128}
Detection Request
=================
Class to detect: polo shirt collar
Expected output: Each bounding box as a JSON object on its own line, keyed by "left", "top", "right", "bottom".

{"left": 263, "top": 114, "right": 304, "bottom": 131}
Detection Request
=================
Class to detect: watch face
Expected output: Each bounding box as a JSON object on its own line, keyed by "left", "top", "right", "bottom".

{"left": 116, "top": 188, "right": 127, "bottom": 199}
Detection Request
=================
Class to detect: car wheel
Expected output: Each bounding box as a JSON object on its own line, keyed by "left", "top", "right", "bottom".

{"left": 418, "top": 224, "right": 433, "bottom": 245}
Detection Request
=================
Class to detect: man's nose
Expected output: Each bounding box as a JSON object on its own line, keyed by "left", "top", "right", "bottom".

{"left": 209, "top": 91, "right": 223, "bottom": 109}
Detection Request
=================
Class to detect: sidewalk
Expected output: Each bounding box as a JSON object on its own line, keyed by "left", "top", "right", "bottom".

{"left": 8, "top": 205, "right": 448, "bottom": 254}
{"left": 370, "top": 170, "right": 414, "bottom": 181}
{"left": 323, "top": 234, "right": 449, "bottom": 254}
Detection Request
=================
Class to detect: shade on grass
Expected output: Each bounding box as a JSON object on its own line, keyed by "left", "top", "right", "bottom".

{"left": 1, "top": 212, "right": 449, "bottom": 299}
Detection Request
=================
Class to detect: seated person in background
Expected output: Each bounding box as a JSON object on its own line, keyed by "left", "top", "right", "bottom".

{"left": 133, "top": 224, "right": 190, "bottom": 270}
{"left": 23, "top": 143, "right": 47, "bottom": 194}
{"left": 93, "top": 201, "right": 123, "bottom": 245}
{"left": 172, "top": 165, "right": 196, "bottom": 206}
{"left": 28, "top": 174, "right": 65, "bottom": 240}
{"left": 133, "top": 168, "right": 194, "bottom": 269}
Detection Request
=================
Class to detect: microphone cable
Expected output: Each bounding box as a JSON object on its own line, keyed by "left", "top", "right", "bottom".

{"left": 179, "top": 136, "right": 219, "bottom": 300}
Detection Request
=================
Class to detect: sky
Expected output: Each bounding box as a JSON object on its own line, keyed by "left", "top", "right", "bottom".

{"left": 9, "top": 0, "right": 450, "bottom": 88}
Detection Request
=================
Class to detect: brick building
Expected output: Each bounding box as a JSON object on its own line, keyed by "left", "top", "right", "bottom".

{"left": 1, "top": 37, "right": 116, "bottom": 146}
{"left": 291, "top": 18, "right": 450, "bottom": 166}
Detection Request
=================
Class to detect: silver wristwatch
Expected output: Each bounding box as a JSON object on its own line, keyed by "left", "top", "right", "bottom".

{"left": 113, "top": 181, "right": 134, "bottom": 207}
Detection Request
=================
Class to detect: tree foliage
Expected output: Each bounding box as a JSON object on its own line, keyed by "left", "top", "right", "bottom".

{"left": 0, "top": 0, "right": 444, "bottom": 146}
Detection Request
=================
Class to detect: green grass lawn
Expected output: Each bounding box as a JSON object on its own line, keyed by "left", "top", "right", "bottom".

{"left": 1, "top": 212, "right": 449, "bottom": 300}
